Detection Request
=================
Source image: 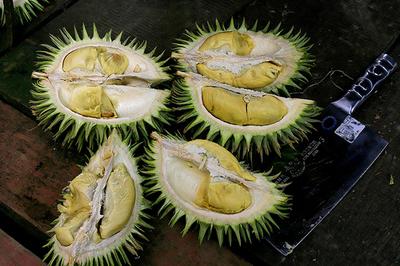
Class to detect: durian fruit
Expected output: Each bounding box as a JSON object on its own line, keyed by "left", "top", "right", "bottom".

{"left": 173, "top": 19, "right": 314, "bottom": 95}
{"left": 0, "top": 0, "right": 46, "bottom": 25}
{"left": 31, "top": 25, "right": 171, "bottom": 151}
{"left": 44, "top": 131, "right": 151, "bottom": 266}
{"left": 143, "top": 132, "right": 288, "bottom": 246}
{"left": 173, "top": 73, "right": 321, "bottom": 160}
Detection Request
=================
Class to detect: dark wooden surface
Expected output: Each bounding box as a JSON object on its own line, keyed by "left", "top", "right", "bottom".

{"left": 0, "top": 228, "right": 43, "bottom": 266}
{"left": 0, "top": 0, "right": 400, "bottom": 265}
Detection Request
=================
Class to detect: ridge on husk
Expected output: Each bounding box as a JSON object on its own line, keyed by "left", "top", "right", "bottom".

{"left": 44, "top": 131, "right": 152, "bottom": 266}
{"left": 142, "top": 132, "right": 289, "bottom": 246}
{"left": 173, "top": 18, "right": 314, "bottom": 95}
{"left": 31, "top": 24, "right": 172, "bottom": 151}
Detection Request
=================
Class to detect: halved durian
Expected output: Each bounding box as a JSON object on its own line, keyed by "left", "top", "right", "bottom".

{"left": 143, "top": 133, "right": 288, "bottom": 246}
{"left": 173, "top": 19, "right": 313, "bottom": 95}
{"left": 0, "top": 0, "right": 46, "bottom": 25}
{"left": 31, "top": 25, "right": 171, "bottom": 150}
{"left": 173, "top": 73, "right": 321, "bottom": 160}
{"left": 45, "top": 131, "right": 151, "bottom": 266}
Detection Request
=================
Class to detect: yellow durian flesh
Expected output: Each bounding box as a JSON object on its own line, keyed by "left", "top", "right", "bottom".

{"left": 62, "top": 47, "right": 98, "bottom": 72}
{"left": 206, "top": 182, "right": 251, "bottom": 214}
{"left": 201, "top": 86, "right": 288, "bottom": 126}
{"left": 98, "top": 49, "right": 129, "bottom": 75}
{"left": 99, "top": 164, "right": 135, "bottom": 239}
{"left": 57, "top": 171, "right": 98, "bottom": 215}
{"left": 199, "top": 31, "right": 254, "bottom": 56}
{"left": 197, "top": 61, "right": 282, "bottom": 89}
{"left": 193, "top": 169, "right": 252, "bottom": 214}
{"left": 187, "top": 139, "right": 256, "bottom": 181}
{"left": 55, "top": 160, "right": 136, "bottom": 247}
{"left": 55, "top": 211, "right": 91, "bottom": 246}
{"left": 68, "top": 85, "right": 117, "bottom": 118}
{"left": 55, "top": 171, "right": 98, "bottom": 246}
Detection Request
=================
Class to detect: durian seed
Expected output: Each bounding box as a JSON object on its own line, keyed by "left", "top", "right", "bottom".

{"left": 202, "top": 86, "right": 288, "bottom": 125}
{"left": 99, "top": 163, "right": 135, "bottom": 239}
{"left": 199, "top": 31, "right": 254, "bottom": 56}
{"left": 98, "top": 49, "right": 129, "bottom": 75}
{"left": 68, "top": 85, "right": 117, "bottom": 118}
{"left": 197, "top": 61, "right": 282, "bottom": 89}
{"left": 62, "top": 47, "right": 98, "bottom": 72}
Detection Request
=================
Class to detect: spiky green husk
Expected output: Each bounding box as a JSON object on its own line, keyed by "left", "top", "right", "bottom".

{"left": 31, "top": 25, "right": 172, "bottom": 151}
{"left": 142, "top": 137, "right": 290, "bottom": 246}
{"left": 44, "top": 133, "right": 153, "bottom": 266}
{"left": 0, "top": 0, "right": 46, "bottom": 25}
{"left": 174, "top": 19, "right": 314, "bottom": 95}
{"left": 172, "top": 78, "right": 322, "bottom": 162}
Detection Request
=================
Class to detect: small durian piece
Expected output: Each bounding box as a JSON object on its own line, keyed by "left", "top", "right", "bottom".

{"left": 174, "top": 19, "right": 314, "bottom": 95}
{"left": 0, "top": 0, "right": 46, "bottom": 25}
{"left": 98, "top": 49, "right": 129, "bottom": 75}
{"left": 68, "top": 85, "right": 117, "bottom": 118}
{"left": 45, "top": 131, "right": 151, "bottom": 265}
{"left": 57, "top": 171, "right": 97, "bottom": 215}
{"left": 62, "top": 47, "right": 98, "bottom": 72}
{"left": 173, "top": 73, "right": 321, "bottom": 161}
{"left": 199, "top": 31, "right": 254, "bottom": 56}
{"left": 197, "top": 61, "right": 282, "bottom": 89}
{"left": 143, "top": 133, "right": 288, "bottom": 246}
{"left": 31, "top": 25, "right": 171, "bottom": 151}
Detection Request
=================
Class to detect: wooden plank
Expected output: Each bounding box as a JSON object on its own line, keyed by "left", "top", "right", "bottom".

{"left": 0, "top": 99, "right": 250, "bottom": 265}
{"left": 0, "top": 228, "right": 44, "bottom": 266}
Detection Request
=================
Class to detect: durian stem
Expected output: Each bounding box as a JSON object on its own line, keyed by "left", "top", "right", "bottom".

{"left": 151, "top": 132, "right": 269, "bottom": 192}
{"left": 176, "top": 71, "right": 266, "bottom": 97}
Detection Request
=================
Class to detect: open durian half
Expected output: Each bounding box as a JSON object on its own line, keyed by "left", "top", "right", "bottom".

{"left": 173, "top": 19, "right": 314, "bottom": 95}
{"left": 31, "top": 25, "right": 171, "bottom": 151}
{"left": 173, "top": 73, "right": 321, "bottom": 160}
{"left": 45, "top": 131, "right": 151, "bottom": 266}
{"left": 143, "top": 133, "right": 288, "bottom": 246}
{"left": 0, "top": 0, "right": 46, "bottom": 25}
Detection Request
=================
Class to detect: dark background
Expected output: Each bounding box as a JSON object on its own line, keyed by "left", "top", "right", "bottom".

{"left": 0, "top": 0, "right": 399, "bottom": 265}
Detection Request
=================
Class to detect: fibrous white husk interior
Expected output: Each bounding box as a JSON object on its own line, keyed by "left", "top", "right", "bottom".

{"left": 173, "top": 75, "right": 321, "bottom": 161}
{"left": 31, "top": 24, "right": 171, "bottom": 151}
{"left": 44, "top": 131, "right": 152, "bottom": 266}
{"left": 174, "top": 19, "right": 314, "bottom": 95}
{"left": 143, "top": 133, "right": 289, "bottom": 246}
{"left": 0, "top": 0, "right": 45, "bottom": 25}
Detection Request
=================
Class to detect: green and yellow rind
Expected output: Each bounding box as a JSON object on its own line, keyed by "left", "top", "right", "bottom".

{"left": 174, "top": 19, "right": 314, "bottom": 95}
{"left": 31, "top": 25, "right": 172, "bottom": 151}
{"left": 172, "top": 78, "right": 322, "bottom": 161}
{"left": 142, "top": 137, "right": 290, "bottom": 246}
{"left": 43, "top": 134, "right": 153, "bottom": 266}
